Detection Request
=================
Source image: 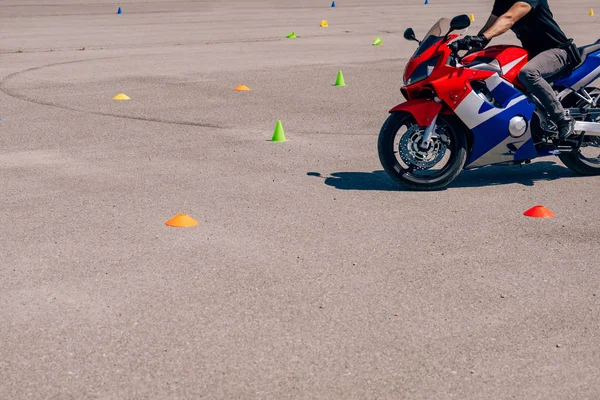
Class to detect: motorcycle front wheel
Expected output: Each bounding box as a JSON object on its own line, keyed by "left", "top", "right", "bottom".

{"left": 378, "top": 111, "right": 468, "bottom": 191}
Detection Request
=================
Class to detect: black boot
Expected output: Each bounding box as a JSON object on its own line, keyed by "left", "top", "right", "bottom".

{"left": 556, "top": 117, "right": 575, "bottom": 140}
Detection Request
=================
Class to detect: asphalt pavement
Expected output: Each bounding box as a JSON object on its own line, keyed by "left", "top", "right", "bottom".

{"left": 1, "top": 0, "right": 599, "bottom": 398}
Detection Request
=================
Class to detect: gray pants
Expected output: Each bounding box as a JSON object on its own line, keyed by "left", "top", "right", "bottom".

{"left": 518, "top": 48, "right": 569, "bottom": 120}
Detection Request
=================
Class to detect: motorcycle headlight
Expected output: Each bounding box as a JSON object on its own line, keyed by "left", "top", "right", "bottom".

{"left": 405, "top": 56, "right": 440, "bottom": 86}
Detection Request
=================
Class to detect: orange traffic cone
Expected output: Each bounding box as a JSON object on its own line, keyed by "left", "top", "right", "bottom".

{"left": 165, "top": 214, "right": 199, "bottom": 227}
{"left": 523, "top": 205, "right": 555, "bottom": 218}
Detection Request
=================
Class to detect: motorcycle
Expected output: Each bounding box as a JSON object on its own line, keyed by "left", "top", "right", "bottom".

{"left": 378, "top": 14, "right": 600, "bottom": 190}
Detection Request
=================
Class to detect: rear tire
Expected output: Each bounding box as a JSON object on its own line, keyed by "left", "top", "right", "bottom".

{"left": 558, "top": 150, "right": 600, "bottom": 175}
{"left": 377, "top": 111, "right": 468, "bottom": 191}
{"left": 559, "top": 87, "right": 600, "bottom": 176}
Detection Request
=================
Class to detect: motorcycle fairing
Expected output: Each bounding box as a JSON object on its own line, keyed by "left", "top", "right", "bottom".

{"left": 450, "top": 74, "right": 537, "bottom": 167}
{"left": 395, "top": 69, "right": 538, "bottom": 168}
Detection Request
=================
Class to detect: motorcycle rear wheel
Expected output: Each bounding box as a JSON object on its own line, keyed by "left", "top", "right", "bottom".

{"left": 378, "top": 111, "right": 467, "bottom": 191}
{"left": 559, "top": 87, "right": 600, "bottom": 176}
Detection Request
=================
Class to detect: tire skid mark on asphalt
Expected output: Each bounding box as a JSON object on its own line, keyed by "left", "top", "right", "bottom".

{"left": 294, "top": 130, "right": 373, "bottom": 136}
{"left": 1, "top": 57, "right": 379, "bottom": 135}
{"left": 0, "top": 37, "right": 284, "bottom": 54}
{"left": 0, "top": 57, "right": 224, "bottom": 129}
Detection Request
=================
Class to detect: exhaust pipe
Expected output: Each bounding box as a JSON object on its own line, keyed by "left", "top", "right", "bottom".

{"left": 575, "top": 121, "right": 600, "bottom": 136}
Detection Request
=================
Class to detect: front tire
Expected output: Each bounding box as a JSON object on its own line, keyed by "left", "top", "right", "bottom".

{"left": 378, "top": 111, "right": 468, "bottom": 191}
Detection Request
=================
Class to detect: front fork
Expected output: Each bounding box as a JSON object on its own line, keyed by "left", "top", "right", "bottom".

{"left": 418, "top": 113, "right": 439, "bottom": 151}
{"left": 388, "top": 97, "right": 444, "bottom": 151}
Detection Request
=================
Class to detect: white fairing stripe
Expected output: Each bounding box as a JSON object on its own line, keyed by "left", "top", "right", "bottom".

{"left": 484, "top": 74, "right": 507, "bottom": 91}
{"left": 454, "top": 91, "right": 527, "bottom": 130}
{"left": 454, "top": 73, "right": 521, "bottom": 130}
{"left": 501, "top": 55, "right": 527, "bottom": 75}
{"left": 572, "top": 64, "right": 600, "bottom": 90}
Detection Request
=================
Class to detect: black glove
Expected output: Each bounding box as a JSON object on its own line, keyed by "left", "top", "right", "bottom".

{"left": 451, "top": 35, "right": 490, "bottom": 52}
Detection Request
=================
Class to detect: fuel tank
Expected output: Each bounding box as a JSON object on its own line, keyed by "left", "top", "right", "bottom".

{"left": 461, "top": 45, "right": 529, "bottom": 86}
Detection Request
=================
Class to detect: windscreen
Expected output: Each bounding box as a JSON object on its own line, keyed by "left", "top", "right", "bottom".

{"left": 412, "top": 18, "right": 467, "bottom": 59}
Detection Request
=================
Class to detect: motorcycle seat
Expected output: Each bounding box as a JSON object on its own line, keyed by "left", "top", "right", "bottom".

{"left": 578, "top": 43, "right": 600, "bottom": 65}
{"left": 548, "top": 43, "right": 600, "bottom": 84}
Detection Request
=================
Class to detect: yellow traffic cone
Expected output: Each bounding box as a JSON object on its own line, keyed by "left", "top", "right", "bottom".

{"left": 470, "top": 13, "right": 475, "bottom": 22}
{"left": 112, "top": 93, "right": 130, "bottom": 100}
{"left": 590, "top": 8, "right": 594, "bottom": 16}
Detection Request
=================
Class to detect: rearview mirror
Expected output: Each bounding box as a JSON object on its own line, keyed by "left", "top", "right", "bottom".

{"left": 403, "top": 28, "right": 419, "bottom": 43}
{"left": 450, "top": 14, "right": 471, "bottom": 31}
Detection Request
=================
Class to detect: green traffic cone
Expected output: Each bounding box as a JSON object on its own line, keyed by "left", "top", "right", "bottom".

{"left": 286, "top": 31, "right": 297, "bottom": 39}
{"left": 271, "top": 120, "right": 287, "bottom": 142}
{"left": 335, "top": 70, "right": 346, "bottom": 86}
{"left": 373, "top": 37, "right": 382, "bottom": 46}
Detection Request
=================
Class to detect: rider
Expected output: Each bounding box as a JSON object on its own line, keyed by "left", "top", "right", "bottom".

{"left": 454, "top": 0, "right": 580, "bottom": 140}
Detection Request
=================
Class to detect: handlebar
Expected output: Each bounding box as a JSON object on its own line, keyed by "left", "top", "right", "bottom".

{"left": 448, "top": 40, "right": 479, "bottom": 65}
{"left": 448, "top": 40, "right": 472, "bottom": 53}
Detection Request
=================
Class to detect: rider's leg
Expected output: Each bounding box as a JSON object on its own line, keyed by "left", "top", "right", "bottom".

{"left": 518, "top": 48, "right": 574, "bottom": 139}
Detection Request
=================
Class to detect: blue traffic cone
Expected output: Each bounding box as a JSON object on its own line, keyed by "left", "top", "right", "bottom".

{"left": 332, "top": 1, "right": 336, "bottom": 7}
{"left": 117, "top": 7, "right": 122, "bottom": 14}
{"left": 424, "top": 0, "right": 428, "bottom": 4}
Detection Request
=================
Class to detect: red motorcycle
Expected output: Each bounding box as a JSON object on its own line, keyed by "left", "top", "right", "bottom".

{"left": 378, "top": 15, "right": 600, "bottom": 190}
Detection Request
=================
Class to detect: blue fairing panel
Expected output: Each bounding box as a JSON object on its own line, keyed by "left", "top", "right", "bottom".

{"left": 452, "top": 74, "right": 537, "bottom": 168}
{"left": 554, "top": 50, "right": 600, "bottom": 90}
{"left": 466, "top": 97, "right": 537, "bottom": 167}
{"left": 489, "top": 80, "right": 522, "bottom": 106}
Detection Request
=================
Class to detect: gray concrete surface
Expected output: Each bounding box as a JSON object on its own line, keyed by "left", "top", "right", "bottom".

{"left": 1, "top": 0, "right": 600, "bottom": 398}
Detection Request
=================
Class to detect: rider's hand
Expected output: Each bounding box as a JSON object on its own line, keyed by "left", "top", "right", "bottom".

{"left": 451, "top": 35, "right": 490, "bottom": 52}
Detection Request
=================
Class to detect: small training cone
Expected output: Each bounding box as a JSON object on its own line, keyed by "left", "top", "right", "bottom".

{"left": 590, "top": 8, "right": 594, "bottom": 16}
{"left": 271, "top": 120, "right": 287, "bottom": 142}
{"left": 470, "top": 13, "right": 475, "bottom": 22}
{"left": 320, "top": 20, "right": 328, "bottom": 27}
{"left": 286, "top": 31, "right": 297, "bottom": 39}
{"left": 165, "top": 214, "right": 199, "bottom": 228}
{"left": 112, "top": 93, "right": 130, "bottom": 100}
{"left": 234, "top": 84, "right": 250, "bottom": 91}
{"left": 334, "top": 70, "right": 346, "bottom": 87}
{"left": 331, "top": 1, "right": 336, "bottom": 7}
{"left": 373, "top": 37, "right": 382, "bottom": 46}
{"left": 117, "top": 7, "right": 122, "bottom": 14}
{"left": 523, "top": 205, "right": 555, "bottom": 219}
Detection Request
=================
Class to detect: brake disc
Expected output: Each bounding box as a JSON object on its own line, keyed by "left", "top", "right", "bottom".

{"left": 398, "top": 125, "right": 448, "bottom": 170}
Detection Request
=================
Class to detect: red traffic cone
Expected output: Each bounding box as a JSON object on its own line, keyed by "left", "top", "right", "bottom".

{"left": 523, "top": 205, "right": 555, "bottom": 218}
